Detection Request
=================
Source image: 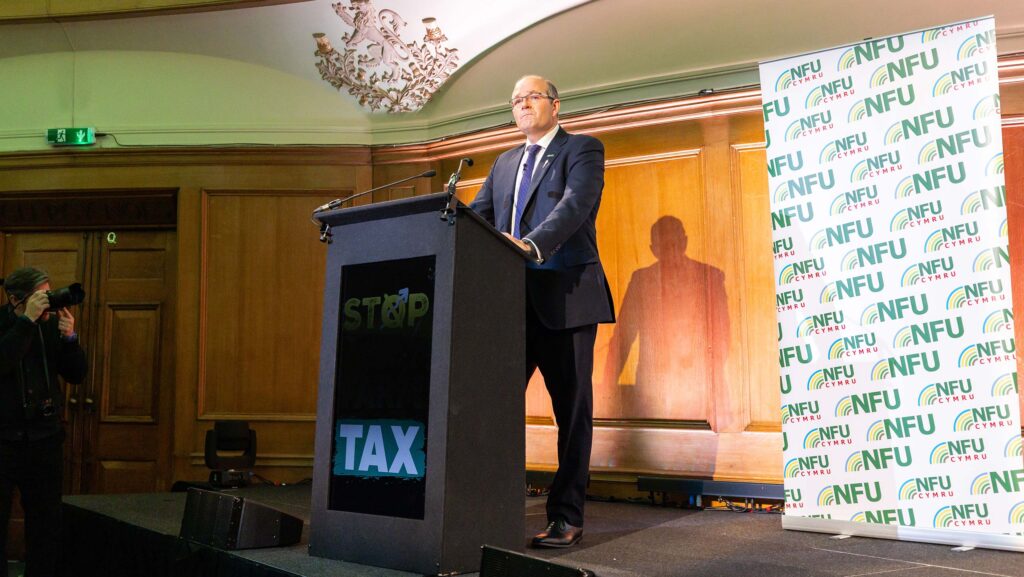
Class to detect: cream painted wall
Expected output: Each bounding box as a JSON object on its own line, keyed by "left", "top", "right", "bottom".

{"left": 1, "top": 0, "right": 1023, "bottom": 151}
{"left": 0, "top": 50, "right": 372, "bottom": 151}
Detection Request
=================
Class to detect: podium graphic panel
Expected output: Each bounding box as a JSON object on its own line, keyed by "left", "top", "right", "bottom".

{"left": 330, "top": 255, "right": 435, "bottom": 519}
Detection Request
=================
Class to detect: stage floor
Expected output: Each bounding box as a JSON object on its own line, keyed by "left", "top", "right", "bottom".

{"left": 62, "top": 485, "right": 1024, "bottom": 577}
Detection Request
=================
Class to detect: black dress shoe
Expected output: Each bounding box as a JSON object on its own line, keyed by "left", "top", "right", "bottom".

{"left": 531, "top": 519, "right": 583, "bottom": 548}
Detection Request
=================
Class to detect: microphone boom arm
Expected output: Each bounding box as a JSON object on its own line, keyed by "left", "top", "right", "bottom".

{"left": 311, "top": 169, "right": 436, "bottom": 243}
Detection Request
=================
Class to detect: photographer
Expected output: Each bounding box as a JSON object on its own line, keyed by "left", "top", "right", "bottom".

{"left": 0, "top": 267, "right": 87, "bottom": 577}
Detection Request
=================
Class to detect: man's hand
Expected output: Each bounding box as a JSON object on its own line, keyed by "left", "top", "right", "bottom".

{"left": 22, "top": 291, "right": 49, "bottom": 322}
{"left": 502, "top": 232, "right": 530, "bottom": 253}
{"left": 58, "top": 308, "right": 76, "bottom": 338}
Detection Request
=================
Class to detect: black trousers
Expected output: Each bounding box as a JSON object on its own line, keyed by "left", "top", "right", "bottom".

{"left": 525, "top": 307, "right": 597, "bottom": 528}
{"left": 0, "top": 430, "right": 64, "bottom": 577}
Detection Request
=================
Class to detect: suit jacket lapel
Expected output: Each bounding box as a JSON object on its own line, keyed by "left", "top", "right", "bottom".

{"left": 520, "top": 128, "right": 568, "bottom": 215}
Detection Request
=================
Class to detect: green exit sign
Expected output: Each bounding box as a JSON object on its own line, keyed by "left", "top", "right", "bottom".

{"left": 46, "top": 127, "right": 95, "bottom": 146}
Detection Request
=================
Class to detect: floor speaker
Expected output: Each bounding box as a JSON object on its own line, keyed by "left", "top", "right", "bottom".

{"left": 179, "top": 488, "right": 303, "bottom": 550}
{"left": 480, "top": 546, "right": 596, "bottom": 577}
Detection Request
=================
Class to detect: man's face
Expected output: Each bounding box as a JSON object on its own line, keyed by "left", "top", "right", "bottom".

{"left": 511, "top": 77, "right": 559, "bottom": 141}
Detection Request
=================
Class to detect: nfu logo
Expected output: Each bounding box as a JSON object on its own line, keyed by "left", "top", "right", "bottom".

{"left": 775, "top": 58, "right": 823, "bottom": 91}
{"left": 784, "top": 455, "right": 831, "bottom": 478}
{"left": 918, "top": 378, "right": 974, "bottom": 406}
{"left": 959, "top": 339, "right": 1016, "bottom": 367}
{"left": 809, "top": 217, "right": 873, "bottom": 250}
{"left": 934, "top": 61, "right": 991, "bottom": 95}
{"left": 924, "top": 221, "right": 980, "bottom": 252}
{"left": 862, "top": 294, "right": 929, "bottom": 325}
{"left": 895, "top": 161, "right": 966, "bottom": 198}
{"left": 778, "top": 258, "right": 826, "bottom": 284}
{"left": 773, "top": 236, "right": 795, "bottom": 260}
{"left": 961, "top": 186, "right": 1006, "bottom": 214}
{"left": 807, "top": 365, "right": 856, "bottom": 390}
{"left": 854, "top": 509, "right": 916, "bottom": 526}
{"left": 776, "top": 288, "right": 806, "bottom": 312}
{"left": 867, "top": 414, "right": 936, "bottom": 441}
{"left": 785, "top": 111, "right": 834, "bottom": 140}
{"left": 851, "top": 151, "right": 902, "bottom": 180}
{"left": 785, "top": 488, "right": 804, "bottom": 510}
{"left": 871, "top": 48, "right": 940, "bottom": 85}
{"left": 830, "top": 185, "right": 879, "bottom": 215}
{"left": 771, "top": 202, "right": 815, "bottom": 230}
{"left": 934, "top": 503, "right": 991, "bottom": 528}
{"left": 779, "top": 344, "right": 813, "bottom": 368}
{"left": 776, "top": 170, "right": 835, "bottom": 201}
{"left": 954, "top": 404, "right": 1015, "bottom": 431}
{"left": 893, "top": 317, "right": 964, "bottom": 348}
{"left": 871, "top": 351, "right": 941, "bottom": 380}
{"left": 836, "top": 389, "right": 901, "bottom": 416}
{"left": 931, "top": 438, "right": 987, "bottom": 464}
{"left": 832, "top": 481, "right": 883, "bottom": 504}
{"left": 902, "top": 256, "right": 956, "bottom": 286}
{"left": 806, "top": 76, "right": 856, "bottom": 107}
{"left": 972, "top": 469, "right": 1024, "bottom": 495}
{"left": 891, "top": 201, "right": 945, "bottom": 232}
{"left": 918, "top": 127, "right": 992, "bottom": 163}
{"left": 767, "top": 151, "right": 804, "bottom": 178}
{"left": 839, "top": 37, "right": 906, "bottom": 69}
{"left": 849, "top": 85, "right": 916, "bottom": 121}
{"left": 899, "top": 475, "right": 953, "bottom": 500}
{"left": 333, "top": 419, "right": 426, "bottom": 479}
{"left": 343, "top": 289, "right": 430, "bottom": 331}
{"left": 763, "top": 96, "right": 791, "bottom": 122}
{"left": 820, "top": 132, "right": 870, "bottom": 163}
{"left": 847, "top": 446, "right": 912, "bottom": 472}
{"left": 781, "top": 400, "right": 821, "bottom": 424}
{"left": 947, "top": 279, "right": 1007, "bottom": 309}
{"left": 842, "top": 239, "right": 906, "bottom": 271}
{"left": 805, "top": 424, "right": 853, "bottom": 448}
{"left": 887, "top": 107, "right": 955, "bottom": 144}
{"left": 835, "top": 271, "right": 884, "bottom": 300}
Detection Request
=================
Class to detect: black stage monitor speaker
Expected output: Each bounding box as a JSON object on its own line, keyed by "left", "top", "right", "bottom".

{"left": 179, "top": 488, "right": 303, "bottom": 550}
{"left": 480, "top": 546, "right": 596, "bottom": 577}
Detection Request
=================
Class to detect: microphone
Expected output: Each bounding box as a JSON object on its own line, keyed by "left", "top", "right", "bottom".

{"left": 441, "top": 158, "right": 474, "bottom": 221}
{"left": 313, "top": 170, "right": 436, "bottom": 214}
{"left": 446, "top": 158, "right": 473, "bottom": 187}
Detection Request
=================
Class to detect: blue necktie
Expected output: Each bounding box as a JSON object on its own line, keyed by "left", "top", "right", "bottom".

{"left": 512, "top": 144, "right": 542, "bottom": 239}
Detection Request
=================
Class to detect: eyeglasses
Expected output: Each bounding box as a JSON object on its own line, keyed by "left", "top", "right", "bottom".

{"left": 509, "top": 92, "right": 554, "bottom": 108}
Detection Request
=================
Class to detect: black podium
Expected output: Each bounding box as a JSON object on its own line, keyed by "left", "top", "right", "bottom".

{"left": 309, "top": 193, "right": 526, "bottom": 575}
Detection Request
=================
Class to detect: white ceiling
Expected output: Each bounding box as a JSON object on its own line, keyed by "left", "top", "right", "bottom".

{"left": 2, "top": 0, "right": 1024, "bottom": 146}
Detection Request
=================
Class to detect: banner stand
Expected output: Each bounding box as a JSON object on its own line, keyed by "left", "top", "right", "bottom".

{"left": 783, "top": 516, "right": 1024, "bottom": 552}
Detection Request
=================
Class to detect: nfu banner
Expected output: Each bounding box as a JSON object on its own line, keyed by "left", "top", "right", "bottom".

{"left": 761, "top": 17, "right": 1024, "bottom": 545}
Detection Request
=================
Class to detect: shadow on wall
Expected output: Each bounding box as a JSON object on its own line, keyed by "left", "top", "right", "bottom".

{"left": 601, "top": 216, "right": 731, "bottom": 421}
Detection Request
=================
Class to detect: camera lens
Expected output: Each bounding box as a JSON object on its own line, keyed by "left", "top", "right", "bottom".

{"left": 46, "top": 283, "right": 86, "bottom": 312}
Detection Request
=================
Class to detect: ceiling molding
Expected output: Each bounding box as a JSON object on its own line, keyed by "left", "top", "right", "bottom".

{"left": 0, "top": 0, "right": 306, "bottom": 24}
{"left": 0, "top": 145, "right": 371, "bottom": 171}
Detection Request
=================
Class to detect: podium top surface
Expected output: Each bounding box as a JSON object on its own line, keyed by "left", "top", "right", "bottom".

{"left": 315, "top": 192, "right": 451, "bottom": 226}
{"left": 315, "top": 191, "right": 529, "bottom": 261}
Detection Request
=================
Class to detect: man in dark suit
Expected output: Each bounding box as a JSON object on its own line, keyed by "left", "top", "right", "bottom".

{"left": 470, "top": 75, "right": 615, "bottom": 548}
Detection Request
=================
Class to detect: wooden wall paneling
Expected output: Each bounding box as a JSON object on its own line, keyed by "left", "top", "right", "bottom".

{"left": 1003, "top": 124, "right": 1024, "bottom": 421}
{"left": 597, "top": 150, "right": 711, "bottom": 424}
{"left": 173, "top": 185, "right": 203, "bottom": 484}
{"left": 199, "top": 189, "right": 337, "bottom": 421}
{"left": 732, "top": 141, "right": 782, "bottom": 432}
{"left": 701, "top": 114, "right": 747, "bottom": 434}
